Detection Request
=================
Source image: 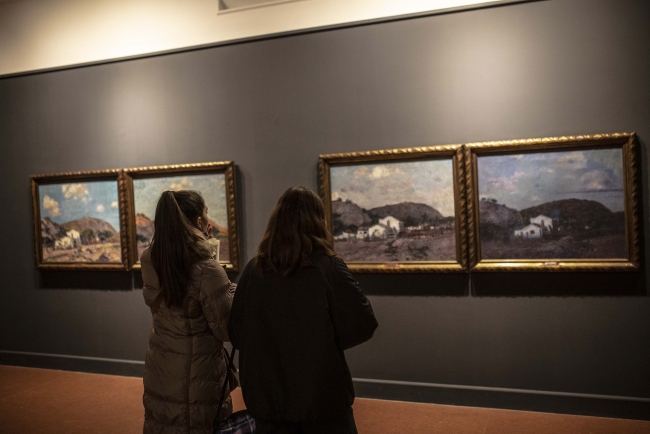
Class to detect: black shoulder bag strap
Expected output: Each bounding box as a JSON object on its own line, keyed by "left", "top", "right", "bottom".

{"left": 215, "top": 346, "right": 237, "bottom": 431}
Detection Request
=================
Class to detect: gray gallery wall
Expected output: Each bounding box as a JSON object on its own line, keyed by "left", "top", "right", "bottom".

{"left": 1, "top": 0, "right": 649, "bottom": 419}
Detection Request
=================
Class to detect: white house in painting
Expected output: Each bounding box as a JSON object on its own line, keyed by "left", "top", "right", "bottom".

{"left": 529, "top": 215, "right": 554, "bottom": 232}
{"left": 369, "top": 224, "right": 386, "bottom": 239}
{"left": 514, "top": 215, "right": 554, "bottom": 239}
{"left": 369, "top": 223, "right": 398, "bottom": 240}
{"left": 514, "top": 224, "right": 544, "bottom": 239}
{"left": 333, "top": 232, "right": 354, "bottom": 241}
{"left": 66, "top": 229, "right": 81, "bottom": 247}
{"left": 357, "top": 227, "right": 370, "bottom": 239}
{"left": 55, "top": 236, "right": 74, "bottom": 249}
{"left": 378, "top": 216, "right": 404, "bottom": 233}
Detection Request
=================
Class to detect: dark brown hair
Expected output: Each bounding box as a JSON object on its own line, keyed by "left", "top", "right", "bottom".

{"left": 150, "top": 190, "right": 210, "bottom": 309}
{"left": 255, "top": 186, "right": 336, "bottom": 276}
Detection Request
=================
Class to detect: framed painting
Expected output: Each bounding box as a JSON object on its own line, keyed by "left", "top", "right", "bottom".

{"left": 124, "top": 162, "right": 240, "bottom": 271}
{"left": 319, "top": 145, "right": 468, "bottom": 272}
{"left": 31, "top": 169, "right": 129, "bottom": 270}
{"left": 465, "top": 133, "right": 641, "bottom": 271}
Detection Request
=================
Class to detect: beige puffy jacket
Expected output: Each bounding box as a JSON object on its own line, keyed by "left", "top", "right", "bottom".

{"left": 141, "top": 241, "right": 236, "bottom": 434}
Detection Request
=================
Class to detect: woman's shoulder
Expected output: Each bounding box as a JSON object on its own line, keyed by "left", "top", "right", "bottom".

{"left": 193, "top": 256, "right": 224, "bottom": 274}
{"left": 309, "top": 249, "right": 340, "bottom": 268}
{"left": 140, "top": 246, "right": 152, "bottom": 264}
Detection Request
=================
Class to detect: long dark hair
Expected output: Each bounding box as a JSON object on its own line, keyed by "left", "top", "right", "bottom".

{"left": 255, "top": 186, "right": 336, "bottom": 276}
{"left": 150, "top": 190, "right": 210, "bottom": 309}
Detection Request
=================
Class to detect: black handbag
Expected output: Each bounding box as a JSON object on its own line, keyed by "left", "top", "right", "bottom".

{"left": 214, "top": 347, "right": 256, "bottom": 434}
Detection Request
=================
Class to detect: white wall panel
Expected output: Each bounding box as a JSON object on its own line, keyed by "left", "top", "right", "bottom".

{"left": 0, "top": 0, "right": 505, "bottom": 75}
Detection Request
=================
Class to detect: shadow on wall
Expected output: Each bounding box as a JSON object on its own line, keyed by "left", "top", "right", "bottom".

{"left": 354, "top": 270, "right": 647, "bottom": 298}
{"left": 34, "top": 264, "right": 645, "bottom": 296}
{"left": 36, "top": 271, "right": 134, "bottom": 291}
{"left": 471, "top": 270, "right": 647, "bottom": 297}
{"left": 356, "top": 273, "right": 468, "bottom": 297}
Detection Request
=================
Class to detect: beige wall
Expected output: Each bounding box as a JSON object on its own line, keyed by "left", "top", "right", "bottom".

{"left": 0, "top": 0, "right": 503, "bottom": 76}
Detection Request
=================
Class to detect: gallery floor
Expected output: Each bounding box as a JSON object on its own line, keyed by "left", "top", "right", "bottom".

{"left": 1, "top": 365, "right": 648, "bottom": 434}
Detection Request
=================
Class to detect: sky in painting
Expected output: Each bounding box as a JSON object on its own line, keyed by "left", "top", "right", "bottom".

{"left": 133, "top": 173, "right": 228, "bottom": 227}
{"left": 330, "top": 159, "right": 455, "bottom": 216}
{"left": 478, "top": 148, "right": 624, "bottom": 212}
{"left": 39, "top": 181, "right": 120, "bottom": 229}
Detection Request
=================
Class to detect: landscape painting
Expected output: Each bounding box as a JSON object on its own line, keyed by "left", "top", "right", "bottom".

{"left": 132, "top": 173, "right": 230, "bottom": 263}
{"left": 36, "top": 179, "right": 123, "bottom": 265}
{"left": 328, "top": 159, "right": 457, "bottom": 265}
{"left": 477, "top": 147, "right": 627, "bottom": 261}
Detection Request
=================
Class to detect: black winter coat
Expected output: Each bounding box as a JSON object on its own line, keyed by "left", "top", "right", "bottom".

{"left": 228, "top": 252, "right": 378, "bottom": 422}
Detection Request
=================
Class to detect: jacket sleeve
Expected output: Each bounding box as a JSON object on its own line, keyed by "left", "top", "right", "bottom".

{"left": 228, "top": 260, "right": 253, "bottom": 350}
{"left": 140, "top": 248, "right": 161, "bottom": 308}
{"left": 198, "top": 259, "right": 236, "bottom": 342}
{"left": 327, "top": 257, "right": 378, "bottom": 350}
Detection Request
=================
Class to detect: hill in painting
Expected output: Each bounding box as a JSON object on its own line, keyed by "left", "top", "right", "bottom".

{"left": 135, "top": 213, "right": 155, "bottom": 242}
{"left": 520, "top": 199, "right": 623, "bottom": 230}
{"left": 61, "top": 217, "right": 119, "bottom": 240}
{"left": 331, "top": 199, "right": 455, "bottom": 262}
{"left": 479, "top": 200, "right": 523, "bottom": 228}
{"left": 40, "top": 217, "right": 65, "bottom": 246}
{"left": 368, "top": 202, "right": 444, "bottom": 226}
{"left": 208, "top": 218, "right": 228, "bottom": 236}
{"left": 331, "top": 199, "right": 371, "bottom": 233}
{"left": 41, "top": 217, "right": 122, "bottom": 263}
{"left": 479, "top": 198, "right": 626, "bottom": 260}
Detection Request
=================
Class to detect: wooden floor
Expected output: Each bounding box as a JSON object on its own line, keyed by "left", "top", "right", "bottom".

{"left": 1, "top": 365, "right": 648, "bottom": 434}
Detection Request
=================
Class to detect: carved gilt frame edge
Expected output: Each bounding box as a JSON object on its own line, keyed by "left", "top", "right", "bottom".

{"left": 319, "top": 144, "right": 468, "bottom": 273}
{"left": 123, "top": 161, "right": 240, "bottom": 272}
{"left": 465, "top": 132, "right": 641, "bottom": 272}
{"left": 30, "top": 168, "right": 130, "bottom": 271}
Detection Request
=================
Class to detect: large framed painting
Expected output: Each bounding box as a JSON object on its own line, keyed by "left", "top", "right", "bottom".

{"left": 31, "top": 169, "right": 129, "bottom": 270}
{"left": 319, "top": 145, "right": 468, "bottom": 272}
{"left": 465, "top": 133, "right": 641, "bottom": 272}
{"left": 124, "top": 162, "right": 240, "bottom": 271}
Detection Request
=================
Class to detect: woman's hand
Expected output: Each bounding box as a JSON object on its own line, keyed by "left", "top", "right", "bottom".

{"left": 206, "top": 223, "right": 214, "bottom": 239}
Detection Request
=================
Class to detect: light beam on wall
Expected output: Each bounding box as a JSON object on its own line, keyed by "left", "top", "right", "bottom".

{"left": 0, "top": 0, "right": 514, "bottom": 76}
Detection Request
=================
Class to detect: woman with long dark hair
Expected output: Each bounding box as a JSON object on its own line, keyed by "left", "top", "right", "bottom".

{"left": 141, "top": 190, "right": 236, "bottom": 434}
{"left": 229, "top": 186, "right": 378, "bottom": 434}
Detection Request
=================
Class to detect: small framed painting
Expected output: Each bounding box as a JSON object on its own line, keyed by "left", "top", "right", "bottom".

{"left": 31, "top": 169, "right": 129, "bottom": 270}
{"left": 465, "top": 133, "right": 641, "bottom": 271}
{"left": 319, "top": 145, "right": 468, "bottom": 272}
{"left": 124, "top": 162, "right": 240, "bottom": 271}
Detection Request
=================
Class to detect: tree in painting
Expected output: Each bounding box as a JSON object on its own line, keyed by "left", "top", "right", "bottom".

{"left": 330, "top": 159, "right": 456, "bottom": 262}
{"left": 477, "top": 148, "right": 626, "bottom": 259}
{"left": 133, "top": 174, "right": 229, "bottom": 262}
{"left": 39, "top": 181, "right": 122, "bottom": 263}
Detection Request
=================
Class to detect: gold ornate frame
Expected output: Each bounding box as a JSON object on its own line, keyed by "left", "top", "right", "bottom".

{"left": 31, "top": 169, "right": 130, "bottom": 271}
{"left": 123, "top": 161, "right": 240, "bottom": 272}
{"left": 319, "top": 145, "right": 468, "bottom": 273}
{"left": 465, "top": 133, "right": 641, "bottom": 272}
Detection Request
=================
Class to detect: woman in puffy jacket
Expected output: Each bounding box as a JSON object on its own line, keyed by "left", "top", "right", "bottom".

{"left": 141, "top": 190, "right": 236, "bottom": 434}
{"left": 229, "top": 186, "right": 378, "bottom": 434}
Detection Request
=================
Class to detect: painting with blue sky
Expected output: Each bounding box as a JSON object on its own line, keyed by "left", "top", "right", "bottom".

{"left": 38, "top": 180, "right": 122, "bottom": 263}
{"left": 477, "top": 147, "right": 626, "bottom": 259}
{"left": 132, "top": 173, "right": 229, "bottom": 261}
{"left": 329, "top": 159, "right": 457, "bottom": 262}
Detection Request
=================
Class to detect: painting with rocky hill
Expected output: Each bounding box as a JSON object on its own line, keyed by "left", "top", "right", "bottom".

{"left": 36, "top": 180, "right": 123, "bottom": 264}
{"left": 132, "top": 173, "right": 230, "bottom": 262}
{"left": 476, "top": 147, "right": 627, "bottom": 260}
{"left": 328, "top": 159, "right": 457, "bottom": 264}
